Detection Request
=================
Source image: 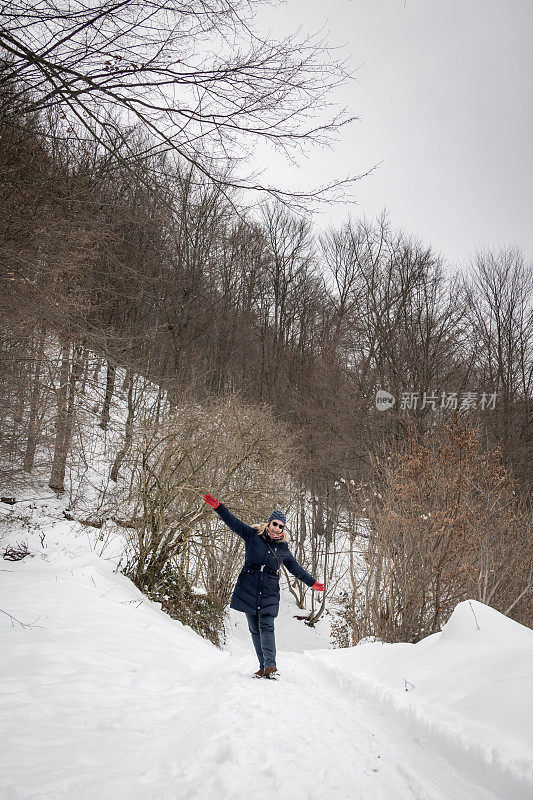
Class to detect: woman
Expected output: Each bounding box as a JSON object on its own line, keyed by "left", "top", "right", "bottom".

{"left": 203, "top": 493, "right": 325, "bottom": 679}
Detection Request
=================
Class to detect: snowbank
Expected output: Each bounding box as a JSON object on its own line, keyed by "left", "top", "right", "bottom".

{"left": 0, "top": 548, "right": 228, "bottom": 799}
{"left": 305, "top": 600, "right": 533, "bottom": 799}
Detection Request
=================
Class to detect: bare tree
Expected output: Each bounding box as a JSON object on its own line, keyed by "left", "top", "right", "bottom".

{"left": 463, "top": 248, "right": 533, "bottom": 485}
{"left": 0, "top": 0, "right": 357, "bottom": 203}
{"left": 49, "top": 337, "right": 85, "bottom": 492}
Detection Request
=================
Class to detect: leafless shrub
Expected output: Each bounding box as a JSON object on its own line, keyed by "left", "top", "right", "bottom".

{"left": 339, "top": 419, "right": 532, "bottom": 644}
{"left": 3, "top": 540, "right": 31, "bottom": 561}
{"left": 120, "top": 393, "right": 295, "bottom": 596}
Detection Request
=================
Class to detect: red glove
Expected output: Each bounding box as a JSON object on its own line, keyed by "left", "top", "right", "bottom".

{"left": 203, "top": 493, "right": 220, "bottom": 509}
{"left": 312, "top": 582, "right": 325, "bottom": 592}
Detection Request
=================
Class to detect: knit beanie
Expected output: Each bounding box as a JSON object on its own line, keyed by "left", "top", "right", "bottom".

{"left": 267, "top": 509, "right": 286, "bottom": 526}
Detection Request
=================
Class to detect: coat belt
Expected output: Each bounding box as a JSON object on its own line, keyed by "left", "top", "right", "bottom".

{"left": 244, "top": 560, "right": 279, "bottom": 577}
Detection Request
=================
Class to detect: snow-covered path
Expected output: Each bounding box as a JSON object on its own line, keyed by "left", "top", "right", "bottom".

{"left": 1, "top": 551, "right": 531, "bottom": 800}
{"left": 164, "top": 651, "right": 498, "bottom": 800}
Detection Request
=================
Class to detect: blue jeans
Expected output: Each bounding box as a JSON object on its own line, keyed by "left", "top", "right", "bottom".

{"left": 245, "top": 612, "right": 276, "bottom": 669}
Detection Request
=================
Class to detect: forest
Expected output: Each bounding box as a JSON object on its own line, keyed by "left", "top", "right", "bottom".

{"left": 1, "top": 0, "right": 532, "bottom": 645}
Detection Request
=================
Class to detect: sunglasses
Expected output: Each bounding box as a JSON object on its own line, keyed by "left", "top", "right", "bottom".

{"left": 270, "top": 521, "right": 284, "bottom": 530}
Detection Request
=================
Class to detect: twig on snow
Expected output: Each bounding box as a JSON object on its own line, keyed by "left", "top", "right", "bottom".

{"left": 0, "top": 608, "right": 41, "bottom": 629}
{"left": 468, "top": 601, "right": 480, "bottom": 630}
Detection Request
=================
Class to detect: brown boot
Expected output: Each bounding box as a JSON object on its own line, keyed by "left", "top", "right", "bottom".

{"left": 253, "top": 667, "right": 265, "bottom": 678}
{"left": 263, "top": 666, "right": 279, "bottom": 679}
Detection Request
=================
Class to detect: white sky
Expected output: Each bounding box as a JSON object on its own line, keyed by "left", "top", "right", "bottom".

{"left": 253, "top": 0, "right": 533, "bottom": 269}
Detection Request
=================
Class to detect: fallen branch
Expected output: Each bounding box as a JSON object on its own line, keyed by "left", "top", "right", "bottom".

{"left": 0, "top": 608, "right": 40, "bottom": 629}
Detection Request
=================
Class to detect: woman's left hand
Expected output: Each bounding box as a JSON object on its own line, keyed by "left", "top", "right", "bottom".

{"left": 312, "top": 581, "right": 325, "bottom": 592}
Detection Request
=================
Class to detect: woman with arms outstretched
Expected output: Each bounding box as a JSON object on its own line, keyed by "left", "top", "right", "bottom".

{"left": 203, "top": 493, "right": 325, "bottom": 679}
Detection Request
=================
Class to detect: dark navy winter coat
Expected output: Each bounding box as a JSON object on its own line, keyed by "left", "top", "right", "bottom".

{"left": 215, "top": 503, "right": 316, "bottom": 617}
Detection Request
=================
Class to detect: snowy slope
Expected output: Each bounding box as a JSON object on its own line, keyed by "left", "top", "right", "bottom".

{"left": 305, "top": 601, "right": 533, "bottom": 800}
{"left": 1, "top": 510, "right": 532, "bottom": 799}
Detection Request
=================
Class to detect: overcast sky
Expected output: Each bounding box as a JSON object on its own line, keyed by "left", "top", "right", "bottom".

{"left": 253, "top": 0, "right": 533, "bottom": 269}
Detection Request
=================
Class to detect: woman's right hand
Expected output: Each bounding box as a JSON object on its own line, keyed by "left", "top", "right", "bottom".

{"left": 203, "top": 493, "right": 220, "bottom": 509}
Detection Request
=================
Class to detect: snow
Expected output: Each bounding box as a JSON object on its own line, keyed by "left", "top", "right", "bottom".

{"left": 1, "top": 510, "right": 532, "bottom": 799}
{"left": 304, "top": 601, "right": 533, "bottom": 800}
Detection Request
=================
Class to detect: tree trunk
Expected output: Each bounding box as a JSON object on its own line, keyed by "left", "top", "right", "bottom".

{"left": 23, "top": 328, "right": 46, "bottom": 473}
{"left": 49, "top": 339, "right": 83, "bottom": 492}
{"left": 110, "top": 372, "right": 134, "bottom": 482}
{"left": 100, "top": 361, "right": 116, "bottom": 430}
